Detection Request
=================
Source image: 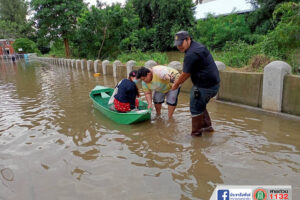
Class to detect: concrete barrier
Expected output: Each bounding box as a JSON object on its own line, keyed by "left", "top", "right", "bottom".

{"left": 262, "top": 61, "right": 291, "bottom": 112}
{"left": 67, "top": 59, "right": 71, "bottom": 67}
{"left": 81, "top": 59, "right": 85, "bottom": 70}
{"left": 215, "top": 61, "right": 226, "bottom": 71}
{"left": 126, "top": 60, "right": 136, "bottom": 76}
{"left": 102, "top": 60, "right": 109, "bottom": 75}
{"left": 36, "top": 56, "right": 300, "bottom": 117}
{"left": 87, "top": 60, "right": 93, "bottom": 71}
{"left": 180, "top": 79, "right": 193, "bottom": 93}
{"left": 94, "top": 60, "right": 100, "bottom": 73}
{"left": 217, "top": 71, "right": 263, "bottom": 107}
{"left": 71, "top": 59, "right": 76, "bottom": 68}
{"left": 106, "top": 64, "right": 114, "bottom": 75}
{"left": 76, "top": 60, "right": 80, "bottom": 69}
{"left": 282, "top": 75, "right": 300, "bottom": 116}
{"left": 145, "top": 60, "right": 157, "bottom": 68}
{"left": 168, "top": 61, "right": 182, "bottom": 70}
{"left": 113, "top": 60, "right": 121, "bottom": 77}
{"left": 64, "top": 59, "right": 68, "bottom": 67}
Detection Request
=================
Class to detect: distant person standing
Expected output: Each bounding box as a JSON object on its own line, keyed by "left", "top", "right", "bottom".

{"left": 171, "top": 31, "right": 220, "bottom": 136}
{"left": 12, "top": 55, "right": 16, "bottom": 62}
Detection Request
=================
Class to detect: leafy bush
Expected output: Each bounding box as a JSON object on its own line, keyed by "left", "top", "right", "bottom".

{"left": 209, "top": 2, "right": 300, "bottom": 71}
{"left": 242, "top": 33, "right": 265, "bottom": 44}
{"left": 47, "top": 41, "right": 66, "bottom": 58}
{"left": 255, "top": 2, "right": 300, "bottom": 60}
{"left": 271, "top": 3, "right": 299, "bottom": 49}
{"left": 12, "top": 38, "right": 40, "bottom": 54}
{"left": 192, "top": 14, "right": 251, "bottom": 49}
{"left": 212, "top": 41, "right": 260, "bottom": 67}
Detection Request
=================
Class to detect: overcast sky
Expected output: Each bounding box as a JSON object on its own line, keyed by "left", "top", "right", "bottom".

{"left": 83, "top": 0, "right": 253, "bottom": 19}
{"left": 84, "top": 0, "right": 126, "bottom": 6}
{"left": 195, "top": 0, "right": 254, "bottom": 19}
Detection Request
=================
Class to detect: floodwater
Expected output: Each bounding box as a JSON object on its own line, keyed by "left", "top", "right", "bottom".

{"left": 166, "top": 51, "right": 184, "bottom": 62}
{"left": 1, "top": 60, "right": 300, "bottom": 200}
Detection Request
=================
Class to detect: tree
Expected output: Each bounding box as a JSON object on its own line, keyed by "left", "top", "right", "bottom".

{"left": 195, "top": 0, "right": 203, "bottom": 5}
{"left": 246, "top": 0, "right": 298, "bottom": 34}
{"left": 0, "top": 20, "right": 22, "bottom": 38}
{"left": 74, "top": 3, "right": 140, "bottom": 59}
{"left": 95, "top": 0, "right": 106, "bottom": 9}
{"left": 31, "top": 0, "right": 86, "bottom": 57}
{"left": 0, "top": 0, "right": 28, "bottom": 24}
{"left": 0, "top": 0, "right": 33, "bottom": 39}
{"left": 129, "top": 0, "right": 195, "bottom": 51}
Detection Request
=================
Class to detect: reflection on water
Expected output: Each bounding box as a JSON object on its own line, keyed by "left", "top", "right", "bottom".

{"left": 0, "top": 60, "right": 300, "bottom": 199}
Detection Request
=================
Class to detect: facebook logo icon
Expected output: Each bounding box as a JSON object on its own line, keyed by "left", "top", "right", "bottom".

{"left": 218, "top": 190, "right": 229, "bottom": 200}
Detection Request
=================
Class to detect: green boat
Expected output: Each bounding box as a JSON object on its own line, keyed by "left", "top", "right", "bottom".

{"left": 89, "top": 85, "right": 151, "bottom": 124}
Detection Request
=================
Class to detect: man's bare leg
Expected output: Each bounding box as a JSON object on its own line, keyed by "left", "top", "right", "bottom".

{"left": 168, "top": 105, "right": 176, "bottom": 118}
{"left": 154, "top": 103, "right": 162, "bottom": 116}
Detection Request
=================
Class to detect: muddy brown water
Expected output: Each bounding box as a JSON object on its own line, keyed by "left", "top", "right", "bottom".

{"left": 166, "top": 51, "right": 184, "bottom": 62}
{"left": 1, "top": 60, "right": 300, "bottom": 200}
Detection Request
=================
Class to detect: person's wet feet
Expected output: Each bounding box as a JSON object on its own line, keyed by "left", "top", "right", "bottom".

{"left": 191, "top": 131, "right": 202, "bottom": 137}
{"left": 201, "top": 126, "right": 214, "bottom": 132}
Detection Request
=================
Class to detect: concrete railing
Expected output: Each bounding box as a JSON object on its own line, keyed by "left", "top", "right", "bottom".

{"left": 113, "top": 60, "right": 122, "bottom": 77}
{"left": 94, "top": 60, "right": 100, "bottom": 73}
{"left": 282, "top": 75, "right": 300, "bottom": 116}
{"left": 87, "top": 60, "right": 93, "bottom": 71}
{"left": 262, "top": 61, "right": 291, "bottom": 112}
{"left": 102, "top": 60, "right": 109, "bottom": 75}
{"left": 126, "top": 60, "right": 136, "bottom": 76}
{"left": 33, "top": 57, "right": 299, "bottom": 116}
{"left": 217, "top": 71, "right": 263, "bottom": 107}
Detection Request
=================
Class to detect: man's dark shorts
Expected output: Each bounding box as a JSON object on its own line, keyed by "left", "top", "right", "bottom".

{"left": 153, "top": 87, "right": 181, "bottom": 106}
{"left": 190, "top": 84, "right": 220, "bottom": 116}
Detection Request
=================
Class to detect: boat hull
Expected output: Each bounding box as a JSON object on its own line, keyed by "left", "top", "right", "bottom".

{"left": 90, "top": 86, "right": 151, "bottom": 124}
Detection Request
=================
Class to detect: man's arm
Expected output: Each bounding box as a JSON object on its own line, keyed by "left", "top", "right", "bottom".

{"left": 171, "top": 72, "right": 190, "bottom": 90}
{"left": 145, "top": 91, "right": 153, "bottom": 109}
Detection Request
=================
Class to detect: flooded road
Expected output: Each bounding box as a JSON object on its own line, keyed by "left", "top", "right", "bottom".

{"left": 1, "top": 60, "right": 300, "bottom": 199}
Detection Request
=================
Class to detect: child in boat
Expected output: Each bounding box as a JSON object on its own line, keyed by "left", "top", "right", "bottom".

{"left": 113, "top": 70, "right": 140, "bottom": 112}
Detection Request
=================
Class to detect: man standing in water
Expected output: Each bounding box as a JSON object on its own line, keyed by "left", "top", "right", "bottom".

{"left": 137, "top": 65, "right": 180, "bottom": 118}
{"left": 171, "top": 31, "right": 220, "bottom": 136}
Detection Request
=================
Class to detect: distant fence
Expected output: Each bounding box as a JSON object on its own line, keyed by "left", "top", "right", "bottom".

{"left": 0, "top": 54, "right": 25, "bottom": 60}
{"left": 33, "top": 56, "right": 300, "bottom": 117}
